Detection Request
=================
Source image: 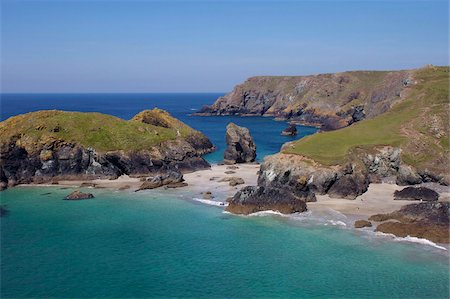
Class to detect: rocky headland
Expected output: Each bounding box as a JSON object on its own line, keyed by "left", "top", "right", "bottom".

{"left": 196, "top": 69, "right": 414, "bottom": 130}
{"left": 0, "top": 108, "right": 215, "bottom": 190}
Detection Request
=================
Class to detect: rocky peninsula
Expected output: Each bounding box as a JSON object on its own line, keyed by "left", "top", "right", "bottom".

{"left": 0, "top": 108, "right": 215, "bottom": 190}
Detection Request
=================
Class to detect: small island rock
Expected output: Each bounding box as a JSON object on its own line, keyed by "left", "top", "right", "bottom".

{"left": 64, "top": 190, "right": 94, "bottom": 200}
{"left": 223, "top": 123, "right": 256, "bottom": 164}
{"left": 281, "top": 123, "right": 298, "bottom": 136}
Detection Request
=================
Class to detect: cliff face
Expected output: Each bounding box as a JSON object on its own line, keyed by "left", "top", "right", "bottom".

{"left": 0, "top": 109, "right": 215, "bottom": 190}
{"left": 255, "top": 66, "right": 449, "bottom": 203}
{"left": 197, "top": 69, "right": 413, "bottom": 130}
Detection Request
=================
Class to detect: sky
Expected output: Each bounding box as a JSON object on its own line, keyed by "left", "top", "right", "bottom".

{"left": 1, "top": 0, "right": 448, "bottom": 93}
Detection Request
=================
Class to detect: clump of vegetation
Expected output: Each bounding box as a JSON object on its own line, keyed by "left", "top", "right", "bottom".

{"left": 284, "top": 66, "right": 449, "bottom": 174}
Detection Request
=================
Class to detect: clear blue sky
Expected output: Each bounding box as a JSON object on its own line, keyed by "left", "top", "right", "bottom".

{"left": 1, "top": 0, "right": 448, "bottom": 93}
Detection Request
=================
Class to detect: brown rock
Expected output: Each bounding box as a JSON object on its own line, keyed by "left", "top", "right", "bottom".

{"left": 376, "top": 221, "right": 449, "bottom": 244}
{"left": 64, "top": 190, "right": 94, "bottom": 200}
{"left": 354, "top": 220, "right": 372, "bottom": 228}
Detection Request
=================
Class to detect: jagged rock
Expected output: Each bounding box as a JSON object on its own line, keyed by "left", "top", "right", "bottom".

{"left": 137, "top": 170, "right": 183, "bottom": 191}
{"left": 372, "top": 202, "right": 450, "bottom": 243}
{"left": 396, "top": 165, "right": 422, "bottom": 185}
{"left": 354, "top": 220, "right": 372, "bottom": 228}
{"left": 226, "top": 186, "right": 310, "bottom": 215}
{"left": 226, "top": 165, "right": 239, "bottom": 170}
{"left": 281, "top": 123, "right": 297, "bottom": 136}
{"left": 64, "top": 190, "right": 94, "bottom": 200}
{"left": 223, "top": 123, "right": 256, "bottom": 164}
{"left": 394, "top": 187, "right": 439, "bottom": 201}
{"left": 327, "top": 164, "right": 369, "bottom": 200}
{"left": 80, "top": 182, "right": 96, "bottom": 188}
{"left": 219, "top": 177, "right": 245, "bottom": 186}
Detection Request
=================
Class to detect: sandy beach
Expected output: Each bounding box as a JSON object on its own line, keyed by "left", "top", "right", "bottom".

{"left": 52, "top": 163, "right": 450, "bottom": 219}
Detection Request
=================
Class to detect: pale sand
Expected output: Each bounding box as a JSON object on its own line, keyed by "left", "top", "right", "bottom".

{"left": 183, "top": 163, "right": 260, "bottom": 200}
{"left": 309, "top": 183, "right": 450, "bottom": 219}
{"left": 55, "top": 164, "right": 260, "bottom": 200}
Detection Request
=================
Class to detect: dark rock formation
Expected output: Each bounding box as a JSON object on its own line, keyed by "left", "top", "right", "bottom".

{"left": 0, "top": 205, "right": 9, "bottom": 217}
{"left": 195, "top": 70, "right": 412, "bottom": 130}
{"left": 137, "top": 169, "right": 183, "bottom": 191}
{"left": 394, "top": 187, "right": 439, "bottom": 201}
{"left": 223, "top": 123, "right": 256, "bottom": 164}
{"left": 64, "top": 190, "right": 94, "bottom": 200}
{"left": 371, "top": 202, "right": 450, "bottom": 243}
{"left": 281, "top": 123, "right": 297, "bottom": 136}
{"left": 354, "top": 220, "right": 372, "bottom": 228}
{"left": 226, "top": 186, "right": 310, "bottom": 215}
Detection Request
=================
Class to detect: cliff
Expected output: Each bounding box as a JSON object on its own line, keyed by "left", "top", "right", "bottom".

{"left": 0, "top": 108, "right": 215, "bottom": 190}
{"left": 196, "top": 68, "right": 414, "bottom": 130}
{"left": 258, "top": 66, "right": 449, "bottom": 200}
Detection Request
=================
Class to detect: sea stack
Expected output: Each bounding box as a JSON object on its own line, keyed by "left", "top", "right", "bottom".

{"left": 281, "top": 123, "right": 297, "bottom": 136}
{"left": 223, "top": 123, "right": 256, "bottom": 164}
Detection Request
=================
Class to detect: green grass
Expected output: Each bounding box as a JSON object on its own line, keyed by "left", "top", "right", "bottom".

{"left": 283, "top": 66, "right": 449, "bottom": 167}
{"left": 0, "top": 109, "right": 201, "bottom": 153}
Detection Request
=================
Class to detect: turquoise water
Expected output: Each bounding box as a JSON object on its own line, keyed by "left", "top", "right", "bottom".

{"left": 1, "top": 187, "right": 449, "bottom": 298}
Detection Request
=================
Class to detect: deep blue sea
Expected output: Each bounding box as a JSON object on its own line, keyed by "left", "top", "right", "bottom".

{"left": 0, "top": 93, "right": 318, "bottom": 163}
{"left": 1, "top": 94, "right": 449, "bottom": 298}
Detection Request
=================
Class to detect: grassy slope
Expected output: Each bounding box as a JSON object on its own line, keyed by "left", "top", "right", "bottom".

{"left": 0, "top": 109, "right": 199, "bottom": 153}
{"left": 283, "top": 66, "right": 449, "bottom": 170}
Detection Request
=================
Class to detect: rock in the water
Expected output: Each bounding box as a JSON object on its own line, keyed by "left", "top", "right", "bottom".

{"left": 372, "top": 202, "right": 450, "bottom": 243}
{"left": 354, "top": 220, "right": 372, "bottom": 228}
{"left": 223, "top": 123, "right": 256, "bottom": 164}
{"left": 281, "top": 123, "right": 297, "bottom": 136}
{"left": 64, "top": 190, "right": 94, "bottom": 200}
{"left": 226, "top": 186, "right": 310, "bottom": 215}
{"left": 394, "top": 186, "right": 439, "bottom": 201}
{"left": 137, "top": 170, "right": 183, "bottom": 191}
{"left": 0, "top": 205, "right": 9, "bottom": 217}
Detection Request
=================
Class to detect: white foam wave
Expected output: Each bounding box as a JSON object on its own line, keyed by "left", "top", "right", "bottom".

{"left": 247, "top": 210, "right": 287, "bottom": 217}
{"left": 375, "top": 232, "right": 447, "bottom": 251}
{"left": 192, "top": 198, "right": 228, "bottom": 207}
{"left": 328, "top": 220, "right": 347, "bottom": 227}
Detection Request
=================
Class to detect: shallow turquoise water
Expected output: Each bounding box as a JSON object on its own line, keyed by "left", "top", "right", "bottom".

{"left": 1, "top": 187, "right": 449, "bottom": 298}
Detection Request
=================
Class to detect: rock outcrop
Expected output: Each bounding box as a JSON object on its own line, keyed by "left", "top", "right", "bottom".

{"left": 0, "top": 109, "right": 215, "bottom": 190}
{"left": 281, "top": 123, "right": 297, "bottom": 136}
{"left": 226, "top": 186, "right": 310, "bottom": 215}
{"left": 223, "top": 123, "right": 256, "bottom": 164}
{"left": 394, "top": 187, "right": 439, "bottom": 201}
{"left": 196, "top": 70, "right": 413, "bottom": 130}
{"left": 354, "top": 220, "right": 372, "bottom": 228}
{"left": 64, "top": 190, "right": 94, "bottom": 200}
{"left": 370, "top": 202, "right": 450, "bottom": 243}
{"left": 137, "top": 168, "right": 184, "bottom": 191}
{"left": 258, "top": 153, "right": 368, "bottom": 200}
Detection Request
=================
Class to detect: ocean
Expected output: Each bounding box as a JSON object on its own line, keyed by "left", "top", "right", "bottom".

{"left": 1, "top": 93, "right": 449, "bottom": 298}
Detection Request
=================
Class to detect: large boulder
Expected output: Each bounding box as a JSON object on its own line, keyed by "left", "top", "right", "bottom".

{"left": 137, "top": 169, "right": 183, "bottom": 191}
{"left": 226, "top": 186, "right": 311, "bottom": 215}
{"left": 223, "top": 123, "right": 256, "bottom": 164}
{"left": 281, "top": 123, "right": 297, "bottom": 136}
{"left": 371, "top": 202, "right": 450, "bottom": 243}
{"left": 394, "top": 186, "right": 439, "bottom": 201}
